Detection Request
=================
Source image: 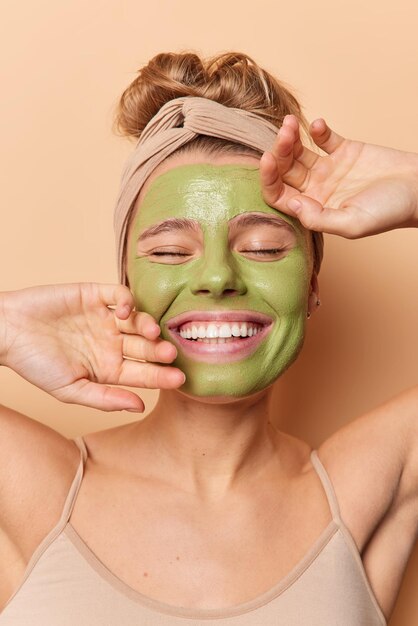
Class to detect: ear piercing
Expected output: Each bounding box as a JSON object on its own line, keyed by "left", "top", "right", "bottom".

{"left": 307, "top": 299, "right": 321, "bottom": 319}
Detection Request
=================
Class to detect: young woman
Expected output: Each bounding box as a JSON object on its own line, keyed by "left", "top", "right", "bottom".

{"left": 0, "top": 52, "right": 417, "bottom": 625}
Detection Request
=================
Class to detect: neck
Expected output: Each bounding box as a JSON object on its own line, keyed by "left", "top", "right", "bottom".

{"left": 131, "top": 388, "right": 285, "bottom": 500}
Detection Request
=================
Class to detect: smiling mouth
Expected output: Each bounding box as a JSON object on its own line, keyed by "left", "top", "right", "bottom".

{"left": 165, "top": 311, "right": 273, "bottom": 363}
{"left": 176, "top": 320, "right": 264, "bottom": 342}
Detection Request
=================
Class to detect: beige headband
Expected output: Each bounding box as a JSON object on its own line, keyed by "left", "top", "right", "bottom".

{"left": 113, "top": 96, "right": 281, "bottom": 285}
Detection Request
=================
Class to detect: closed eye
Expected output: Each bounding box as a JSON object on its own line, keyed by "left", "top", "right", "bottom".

{"left": 240, "top": 248, "right": 284, "bottom": 255}
{"left": 145, "top": 248, "right": 194, "bottom": 263}
{"left": 151, "top": 251, "right": 190, "bottom": 256}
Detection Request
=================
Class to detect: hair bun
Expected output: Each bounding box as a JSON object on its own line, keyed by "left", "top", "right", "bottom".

{"left": 113, "top": 51, "right": 308, "bottom": 140}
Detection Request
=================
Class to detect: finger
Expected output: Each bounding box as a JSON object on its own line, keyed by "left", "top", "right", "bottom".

{"left": 286, "top": 195, "right": 363, "bottom": 238}
{"left": 270, "top": 125, "right": 310, "bottom": 190}
{"left": 95, "top": 283, "right": 135, "bottom": 321}
{"left": 282, "top": 115, "right": 304, "bottom": 160}
{"left": 115, "top": 288, "right": 135, "bottom": 320}
{"left": 116, "top": 310, "right": 161, "bottom": 340}
{"left": 259, "top": 151, "right": 305, "bottom": 215}
{"left": 260, "top": 125, "right": 301, "bottom": 200}
{"left": 271, "top": 124, "right": 299, "bottom": 168}
{"left": 260, "top": 159, "right": 304, "bottom": 216}
{"left": 122, "top": 334, "right": 177, "bottom": 363}
{"left": 56, "top": 378, "right": 145, "bottom": 412}
{"left": 97, "top": 283, "right": 134, "bottom": 314}
{"left": 281, "top": 114, "right": 300, "bottom": 130}
{"left": 117, "top": 359, "right": 186, "bottom": 389}
{"left": 310, "top": 118, "right": 345, "bottom": 154}
{"left": 282, "top": 114, "right": 320, "bottom": 170}
{"left": 273, "top": 122, "right": 296, "bottom": 159}
{"left": 260, "top": 151, "right": 285, "bottom": 206}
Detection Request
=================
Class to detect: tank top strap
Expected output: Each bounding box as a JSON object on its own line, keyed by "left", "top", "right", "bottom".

{"left": 310, "top": 449, "right": 342, "bottom": 523}
{"left": 1, "top": 436, "right": 89, "bottom": 605}
{"left": 57, "top": 435, "right": 88, "bottom": 527}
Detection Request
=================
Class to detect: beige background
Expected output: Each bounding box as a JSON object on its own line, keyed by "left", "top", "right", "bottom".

{"left": 1, "top": 0, "right": 417, "bottom": 622}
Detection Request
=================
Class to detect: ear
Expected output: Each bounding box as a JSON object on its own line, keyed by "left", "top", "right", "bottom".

{"left": 307, "top": 271, "right": 320, "bottom": 317}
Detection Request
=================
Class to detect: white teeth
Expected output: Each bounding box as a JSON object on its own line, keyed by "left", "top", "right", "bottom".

{"left": 231, "top": 323, "right": 241, "bottom": 337}
{"left": 219, "top": 324, "right": 232, "bottom": 338}
{"left": 178, "top": 320, "right": 263, "bottom": 340}
{"left": 206, "top": 323, "right": 219, "bottom": 338}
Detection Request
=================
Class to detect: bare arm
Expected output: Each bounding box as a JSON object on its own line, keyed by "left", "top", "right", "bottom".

{"left": 398, "top": 386, "right": 418, "bottom": 511}
{"left": 318, "top": 384, "right": 418, "bottom": 620}
{"left": 261, "top": 116, "right": 418, "bottom": 510}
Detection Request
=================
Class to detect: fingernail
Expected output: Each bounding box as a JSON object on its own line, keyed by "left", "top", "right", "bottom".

{"left": 287, "top": 198, "right": 302, "bottom": 212}
{"left": 116, "top": 304, "right": 130, "bottom": 318}
{"left": 312, "top": 119, "right": 324, "bottom": 130}
{"left": 126, "top": 407, "right": 143, "bottom": 413}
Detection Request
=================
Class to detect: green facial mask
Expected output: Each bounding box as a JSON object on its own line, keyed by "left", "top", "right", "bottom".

{"left": 127, "top": 164, "right": 312, "bottom": 398}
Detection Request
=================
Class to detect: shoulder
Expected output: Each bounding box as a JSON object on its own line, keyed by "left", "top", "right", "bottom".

{"left": 316, "top": 385, "right": 418, "bottom": 551}
{"left": 0, "top": 403, "right": 80, "bottom": 557}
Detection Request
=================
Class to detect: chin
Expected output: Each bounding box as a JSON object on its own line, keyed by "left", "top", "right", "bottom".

{"left": 174, "top": 380, "right": 276, "bottom": 404}
{"left": 166, "top": 333, "right": 306, "bottom": 403}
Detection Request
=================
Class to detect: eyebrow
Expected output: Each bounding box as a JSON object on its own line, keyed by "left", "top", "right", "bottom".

{"left": 228, "top": 213, "right": 295, "bottom": 233}
{"left": 137, "top": 213, "right": 295, "bottom": 242}
{"left": 137, "top": 218, "right": 200, "bottom": 242}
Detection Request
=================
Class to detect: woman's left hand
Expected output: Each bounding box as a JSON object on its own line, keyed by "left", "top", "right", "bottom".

{"left": 260, "top": 115, "right": 418, "bottom": 238}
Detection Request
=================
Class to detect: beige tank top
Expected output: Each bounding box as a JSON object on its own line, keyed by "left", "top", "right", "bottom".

{"left": 0, "top": 436, "right": 387, "bottom": 625}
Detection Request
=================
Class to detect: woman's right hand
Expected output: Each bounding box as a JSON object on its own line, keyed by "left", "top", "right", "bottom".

{"left": 0, "top": 283, "right": 185, "bottom": 412}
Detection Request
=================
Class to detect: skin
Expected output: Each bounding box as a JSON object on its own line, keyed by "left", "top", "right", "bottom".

{"left": 126, "top": 159, "right": 317, "bottom": 399}
{"left": 2, "top": 119, "right": 418, "bottom": 621}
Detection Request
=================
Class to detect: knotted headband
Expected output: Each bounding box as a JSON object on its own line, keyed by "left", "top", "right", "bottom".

{"left": 113, "top": 96, "right": 281, "bottom": 285}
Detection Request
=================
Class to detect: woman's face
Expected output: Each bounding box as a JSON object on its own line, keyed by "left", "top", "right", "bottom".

{"left": 126, "top": 153, "right": 315, "bottom": 400}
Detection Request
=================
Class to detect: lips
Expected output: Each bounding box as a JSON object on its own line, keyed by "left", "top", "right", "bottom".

{"left": 165, "top": 309, "right": 274, "bottom": 364}
{"left": 166, "top": 309, "right": 273, "bottom": 330}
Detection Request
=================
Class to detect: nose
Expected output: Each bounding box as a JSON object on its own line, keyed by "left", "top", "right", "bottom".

{"left": 188, "top": 249, "right": 247, "bottom": 298}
